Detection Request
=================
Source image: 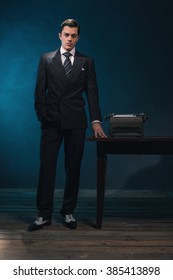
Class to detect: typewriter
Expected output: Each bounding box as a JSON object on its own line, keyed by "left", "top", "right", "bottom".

{"left": 105, "top": 113, "right": 148, "bottom": 138}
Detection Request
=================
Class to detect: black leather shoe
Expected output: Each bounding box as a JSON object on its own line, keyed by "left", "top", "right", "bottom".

{"left": 62, "top": 214, "right": 77, "bottom": 229}
{"left": 27, "top": 217, "right": 51, "bottom": 231}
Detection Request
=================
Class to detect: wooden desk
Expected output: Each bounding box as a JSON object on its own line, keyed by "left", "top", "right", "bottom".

{"left": 87, "top": 137, "right": 173, "bottom": 228}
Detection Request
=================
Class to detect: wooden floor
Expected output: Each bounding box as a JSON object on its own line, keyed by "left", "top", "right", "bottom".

{"left": 0, "top": 188, "right": 173, "bottom": 260}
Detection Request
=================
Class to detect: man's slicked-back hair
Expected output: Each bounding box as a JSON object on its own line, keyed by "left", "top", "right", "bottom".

{"left": 59, "top": 19, "right": 80, "bottom": 35}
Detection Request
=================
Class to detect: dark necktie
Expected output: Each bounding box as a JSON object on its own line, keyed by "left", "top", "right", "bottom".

{"left": 63, "top": 52, "right": 72, "bottom": 78}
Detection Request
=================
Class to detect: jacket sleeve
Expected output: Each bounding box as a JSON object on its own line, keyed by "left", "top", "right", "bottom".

{"left": 34, "top": 55, "right": 47, "bottom": 121}
{"left": 85, "top": 58, "right": 102, "bottom": 122}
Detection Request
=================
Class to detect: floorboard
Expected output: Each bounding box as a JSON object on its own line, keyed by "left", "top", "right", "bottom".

{"left": 0, "top": 188, "right": 173, "bottom": 260}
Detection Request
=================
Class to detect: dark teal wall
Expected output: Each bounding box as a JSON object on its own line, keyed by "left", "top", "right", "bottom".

{"left": 0, "top": 0, "right": 173, "bottom": 189}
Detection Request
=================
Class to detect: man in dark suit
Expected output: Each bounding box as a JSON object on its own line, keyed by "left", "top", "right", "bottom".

{"left": 28, "top": 19, "right": 106, "bottom": 231}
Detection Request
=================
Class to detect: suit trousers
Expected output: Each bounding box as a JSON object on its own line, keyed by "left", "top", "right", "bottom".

{"left": 36, "top": 125, "right": 86, "bottom": 219}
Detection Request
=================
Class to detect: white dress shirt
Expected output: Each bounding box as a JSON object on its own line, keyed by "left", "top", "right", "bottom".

{"left": 60, "top": 46, "right": 75, "bottom": 65}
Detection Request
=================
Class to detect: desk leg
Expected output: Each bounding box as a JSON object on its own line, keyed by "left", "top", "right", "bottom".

{"left": 96, "top": 156, "right": 107, "bottom": 229}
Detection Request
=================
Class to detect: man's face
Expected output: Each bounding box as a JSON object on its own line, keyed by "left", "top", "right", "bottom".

{"left": 59, "top": 26, "right": 79, "bottom": 51}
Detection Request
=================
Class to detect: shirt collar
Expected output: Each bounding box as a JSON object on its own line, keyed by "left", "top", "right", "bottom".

{"left": 60, "top": 46, "right": 75, "bottom": 56}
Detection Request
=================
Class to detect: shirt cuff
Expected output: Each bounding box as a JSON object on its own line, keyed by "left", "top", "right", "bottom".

{"left": 92, "top": 120, "right": 102, "bottom": 124}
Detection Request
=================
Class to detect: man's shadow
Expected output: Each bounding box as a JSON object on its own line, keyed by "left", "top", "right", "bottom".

{"left": 123, "top": 155, "right": 173, "bottom": 191}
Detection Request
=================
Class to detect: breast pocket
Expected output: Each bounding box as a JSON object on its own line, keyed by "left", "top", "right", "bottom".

{"left": 78, "top": 68, "right": 87, "bottom": 85}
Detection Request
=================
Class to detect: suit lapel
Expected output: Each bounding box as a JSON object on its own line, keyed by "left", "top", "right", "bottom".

{"left": 51, "top": 49, "right": 86, "bottom": 87}
{"left": 68, "top": 52, "right": 86, "bottom": 85}
{"left": 52, "top": 49, "right": 68, "bottom": 88}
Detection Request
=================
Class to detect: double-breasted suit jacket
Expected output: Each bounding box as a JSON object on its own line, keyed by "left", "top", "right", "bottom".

{"left": 34, "top": 49, "right": 102, "bottom": 128}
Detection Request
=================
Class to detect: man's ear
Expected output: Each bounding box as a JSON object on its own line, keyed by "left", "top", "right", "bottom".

{"left": 58, "top": 32, "right": 62, "bottom": 40}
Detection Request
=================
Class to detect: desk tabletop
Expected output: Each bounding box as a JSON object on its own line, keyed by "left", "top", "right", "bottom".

{"left": 87, "top": 136, "right": 173, "bottom": 142}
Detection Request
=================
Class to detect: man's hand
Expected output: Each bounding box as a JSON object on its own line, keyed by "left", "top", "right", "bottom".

{"left": 92, "top": 122, "right": 107, "bottom": 138}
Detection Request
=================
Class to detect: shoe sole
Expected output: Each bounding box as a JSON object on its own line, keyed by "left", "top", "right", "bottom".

{"left": 62, "top": 219, "right": 77, "bottom": 229}
{"left": 27, "top": 221, "right": 51, "bottom": 232}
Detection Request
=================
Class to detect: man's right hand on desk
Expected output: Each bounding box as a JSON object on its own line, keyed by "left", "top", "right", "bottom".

{"left": 92, "top": 122, "right": 107, "bottom": 138}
